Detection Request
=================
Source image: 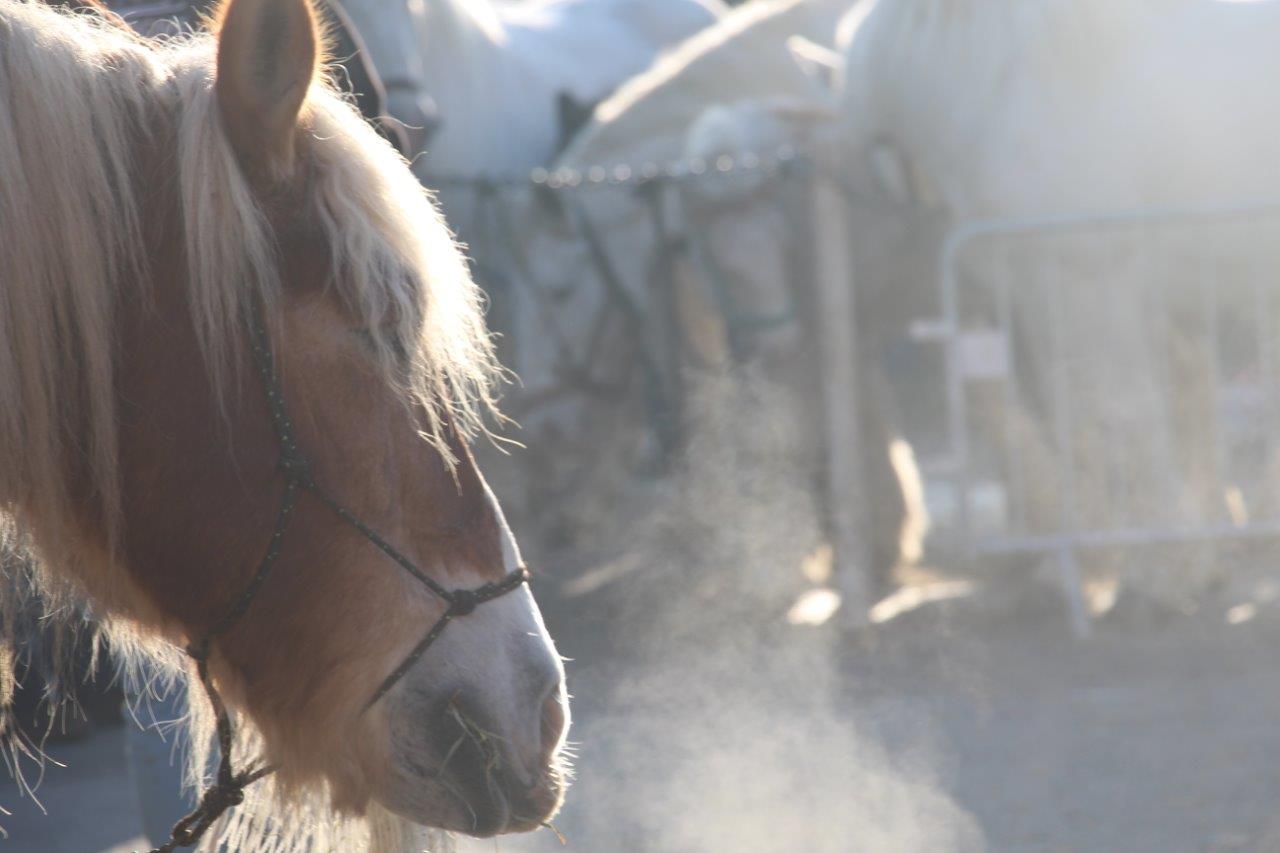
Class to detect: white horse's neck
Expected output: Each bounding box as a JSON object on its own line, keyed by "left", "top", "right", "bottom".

{"left": 411, "top": 0, "right": 521, "bottom": 173}
{"left": 414, "top": 0, "right": 505, "bottom": 56}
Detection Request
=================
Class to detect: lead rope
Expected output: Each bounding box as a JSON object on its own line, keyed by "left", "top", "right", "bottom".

{"left": 147, "top": 639, "right": 275, "bottom": 852}
{"left": 145, "top": 302, "right": 528, "bottom": 851}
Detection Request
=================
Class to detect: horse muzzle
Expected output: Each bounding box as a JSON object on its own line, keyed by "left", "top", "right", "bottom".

{"left": 421, "top": 674, "right": 568, "bottom": 836}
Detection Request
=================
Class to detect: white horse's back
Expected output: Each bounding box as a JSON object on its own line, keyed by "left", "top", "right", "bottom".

{"left": 412, "top": 0, "right": 725, "bottom": 178}
{"left": 500, "top": 0, "right": 727, "bottom": 133}
{"left": 1114, "top": 1, "right": 1280, "bottom": 205}
{"left": 505, "top": 0, "right": 724, "bottom": 65}
{"left": 839, "top": 0, "right": 1280, "bottom": 215}
{"left": 559, "top": 0, "right": 844, "bottom": 171}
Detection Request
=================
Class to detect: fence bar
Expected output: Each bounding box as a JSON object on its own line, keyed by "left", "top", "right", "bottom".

{"left": 809, "top": 176, "right": 874, "bottom": 626}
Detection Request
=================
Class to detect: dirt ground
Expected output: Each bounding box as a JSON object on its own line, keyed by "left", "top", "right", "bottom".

{"left": 843, "top": 580, "right": 1280, "bottom": 853}
{"left": 454, "top": 568, "right": 1280, "bottom": 853}
{"left": 6, "top": 566, "right": 1280, "bottom": 852}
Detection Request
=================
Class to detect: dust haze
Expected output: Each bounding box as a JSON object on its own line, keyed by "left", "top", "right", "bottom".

{"left": 466, "top": 373, "right": 984, "bottom": 853}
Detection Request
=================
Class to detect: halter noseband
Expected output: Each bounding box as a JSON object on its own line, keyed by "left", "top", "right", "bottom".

{"left": 148, "top": 303, "right": 527, "bottom": 852}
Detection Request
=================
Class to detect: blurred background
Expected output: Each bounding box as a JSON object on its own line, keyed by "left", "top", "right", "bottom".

{"left": 12, "top": 0, "right": 1280, "bottom": 850}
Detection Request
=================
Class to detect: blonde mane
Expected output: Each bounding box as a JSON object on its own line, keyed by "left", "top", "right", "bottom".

{"left": 0, "top": 1, "right": 492, "bottom": 848}
{"left": 0, "top": 0, "right": 497, "bottom": 550}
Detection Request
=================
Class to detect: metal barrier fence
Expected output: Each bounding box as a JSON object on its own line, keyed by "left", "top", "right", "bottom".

{"left": 426, "top": 159, "right": 1280, "bottom": 634}
{"left": 910, "top": 203, "right": 1280, "bottom": 633}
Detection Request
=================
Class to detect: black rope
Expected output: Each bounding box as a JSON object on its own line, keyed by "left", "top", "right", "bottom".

{"left": 363, "top": 566, "right": 529, "bottom": 711}
{"left": 202, "top": 482, "right": 298, "bottom": 640}
{"left": 144, "top": 301, "right": 528, "bottom": 852}
{"left": 147, "top": 638, "right": 273, "bottom": 852}
{"left": 306, "top": 487, "right": 454, "bottom": 601}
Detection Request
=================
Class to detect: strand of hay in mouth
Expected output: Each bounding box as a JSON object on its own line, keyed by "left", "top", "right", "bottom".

{"left": 442, "top": 696, "right": 502, "bottom": 833}
{"left": 445, "top": 699, "right": 567, "bottom": 845}
{"left": 539, "top": 819, "right": 568, "bottom": 845}
{"left": 446, "top": 699, "right": 504, "bottom": 779}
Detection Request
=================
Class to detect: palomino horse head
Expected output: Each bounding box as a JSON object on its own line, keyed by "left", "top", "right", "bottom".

{"left": 0, "top": 0, "right": 567, "bottom": 839}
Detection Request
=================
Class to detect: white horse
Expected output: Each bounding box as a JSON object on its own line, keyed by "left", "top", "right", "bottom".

{"left": 339, "top": 0, "right": 726, "bottom": 178}
{"left": 507, "top": 0, "right": 850, "bottom": 429}
{"left": 405, "top": 0, "right": 728, "bottom": 178}
{"left": 339, "top": 0, "right": 726, "bottom": 259}
{"left": 836, "top": 0, "right": 1280, "bottom": 216}
{"left": 334, "top": 0, "right": 442, "bottom": 160}
{"left": 830, "top": 0, "right": 1280, "bottom": 559}
{"left": 494, "top": 0, "right": 932, "bottom": 587}
{"left": 554, "top": 0, "right": 848, "bottom": 173}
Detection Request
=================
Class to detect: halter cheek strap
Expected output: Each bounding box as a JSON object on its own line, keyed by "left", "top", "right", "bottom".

{"left": 147, "top": 302, "right": 527, "bottom": 852}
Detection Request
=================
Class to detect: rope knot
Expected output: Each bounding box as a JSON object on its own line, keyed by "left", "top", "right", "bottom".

{"left": 449, "top": 588, "right": 478, "bottom": 617}
{"left": 198, "top": 781, "right": 244, "bottom": 817}
{"left": 157, "top": 781, "right": 246, "bottom": 851}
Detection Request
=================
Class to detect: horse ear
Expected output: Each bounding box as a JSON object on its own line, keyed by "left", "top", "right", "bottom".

{"left": 213, "top": 0, "right": 321, "bottom": 178}
{"left": 555, "top": 91, "right": 599, "bottom": 158}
